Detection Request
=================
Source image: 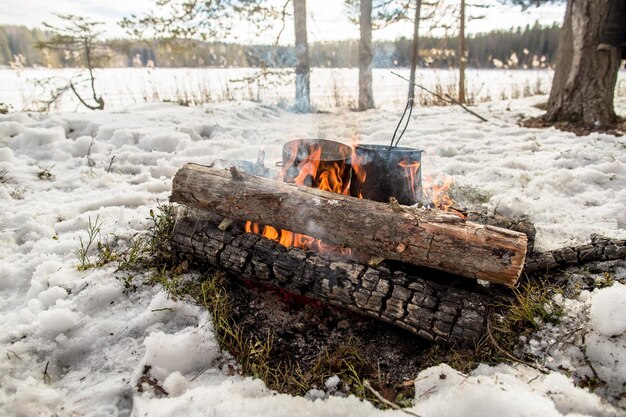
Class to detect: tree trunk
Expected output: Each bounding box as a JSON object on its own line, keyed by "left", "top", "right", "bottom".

{"left": 358, "top": 0, "right": 374, "bottom": 111}
{"left": 170, "top": 164, "right": 528, "bottom": 285}
{"left": 408, "top": 0, "right": 423, "bottom": 100}
{"left": 173, "top": 211, "right": 489, "bottom": 345}
{"left": 458, "top": 0, "right": 466, "bottom": 104}
{"left": 293, "top": 0, "right": 311, "bottom": 113}
{"left": 543, "top": 0, "right": 620, "bottom": 127}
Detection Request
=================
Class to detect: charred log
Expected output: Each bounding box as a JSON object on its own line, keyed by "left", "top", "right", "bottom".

{"left": 524, "top": 235, "right": 626, "bottom": 275}
{"left": 172, "top": 212, "right": 489, "bottom": 346}
{"left": 170, "top": 164, "right": 528, "bottom": 286}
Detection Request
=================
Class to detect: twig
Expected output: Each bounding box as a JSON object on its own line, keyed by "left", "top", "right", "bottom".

{"left": 43, "top": 361, "right": 51, "bottom": 384}
{"left": 486, "top": 314, "right": 549, "bottom": 375}
{"left": 443, "top": 93, "right": 488, "bottom": 122}
{"left": 107, "top": 155, "right": 115, "bottom": 173}
{"left": 543, "top": 326, "right": 584, "bottom": 366}
{"left": 189, "top": 368, "right": 206, "bottom": 382}
{"left": 273, "top": 0, "right": 291, "bottom": 47}
{"left": 6, "top": 350, "right": 22, "bottom": 360}
{"left": 137, "top": 365, "right": 168, "bottom": 396}
{"left": 86, "top": 138, "right": 96, "bottom": 173}
{"left": 580, "top": 330, "right": 602, "bottom": 383}
{"left": 363, "top": 380, "right": 423, "bottom": 417}
{"left": 390, "top": 71, "right": 488, "bottom": 122}
{"left": 69, "top": 81, "right": 103, "bottom": 111}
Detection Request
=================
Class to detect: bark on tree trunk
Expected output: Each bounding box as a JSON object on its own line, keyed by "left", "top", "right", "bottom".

{"left": 543, "top": 0, "right": 620, "bottom": 127}
{"left": 458, "top": 0, "right": 466, "bottom": 104}
{"left": 293, "top": 0, "right": 311, "bottom": 113}
{"left": 170, "top": 164, "right": 528, "bottom": 285}
{"left": 172, "top": 211, "right": 489, "bottom": 345}
{"left": 408, "top": 0, "right": 422, "bottom": 100}
{"left": 358, "top": 0, "right": 374, "bottom": 111}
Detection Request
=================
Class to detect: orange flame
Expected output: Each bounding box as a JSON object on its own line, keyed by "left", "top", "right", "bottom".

{"left": 245, "top": 220, "right": 349, "bottom": 254}
{"left": 247, "top": 141, "right": 352, "bottom": 255}
{"left": 350, "top": 140, "right": 367, "bottom": 200}
{"left": 398, "top": 159, "right": 421, "bottom": 202}
{"left": 422, "top": 175, "right": 465, "bottom": 218}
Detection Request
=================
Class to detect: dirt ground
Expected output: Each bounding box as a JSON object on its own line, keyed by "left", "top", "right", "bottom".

{"left": 213, "top": 256, "right": 625, "bottom": 402}
{"left": 224, "top": 276, "right": 464, "bottom": 400}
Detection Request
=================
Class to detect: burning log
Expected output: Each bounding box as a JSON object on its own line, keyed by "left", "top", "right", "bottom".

{"left": 170, "top": 163, "right": 528, "bottom": 286}
{"left": 172, "top": 211, "right": 489, "bottom": 345}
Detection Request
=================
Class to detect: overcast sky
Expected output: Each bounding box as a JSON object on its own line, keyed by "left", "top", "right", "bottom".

{"left": 0, "top": 0, "right": 565, "bottom": 42}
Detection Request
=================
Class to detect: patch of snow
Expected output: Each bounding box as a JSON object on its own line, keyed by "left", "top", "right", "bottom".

{"left": 37, "top": 308, "right": 79, "bottom": 336}
{"left": 325, "top": 375, "right": 341, "bottom": 391}
{"left": 589, "top": 283, "right": 626, "bottom": 337}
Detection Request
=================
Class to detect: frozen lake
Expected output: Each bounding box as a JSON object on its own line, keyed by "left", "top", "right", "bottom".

{"left": 0, "top": 67, "right": 560, "bottom": 112}
{"left": 1, "top": 67, "right": 626, "bottom": 112}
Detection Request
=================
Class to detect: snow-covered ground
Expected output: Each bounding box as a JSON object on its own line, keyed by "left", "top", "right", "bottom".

{"left": 1, "top": 93, "right": 625, "bottom": 416}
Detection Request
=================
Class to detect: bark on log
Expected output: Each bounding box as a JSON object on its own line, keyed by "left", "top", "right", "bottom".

{"left": 524, "top": 235, "right": 626, "bottom": 274}
{"left": 170, "top": 164, "right": 528, "bottom": 286}
{"left": 172, "top": 212, "right": 489, "bottom": 346}
{"left": 465, "top": 212, "right": 536, "bottom": 253}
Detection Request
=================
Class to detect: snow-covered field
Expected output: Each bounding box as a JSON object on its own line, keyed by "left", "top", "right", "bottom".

{"left": 1, "top": 88, "right": 626, "bottom": 416}
{"left": 0, "top": 67, "right": 606, "bottom": 112}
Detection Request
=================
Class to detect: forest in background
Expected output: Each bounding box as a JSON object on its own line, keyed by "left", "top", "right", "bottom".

{"left": 0, "top": 22, "right": 559, "bottom": 70}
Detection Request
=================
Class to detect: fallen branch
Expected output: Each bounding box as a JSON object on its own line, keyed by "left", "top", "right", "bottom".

{"left": 390, "top": 71, "right": 488, "bottom": 122}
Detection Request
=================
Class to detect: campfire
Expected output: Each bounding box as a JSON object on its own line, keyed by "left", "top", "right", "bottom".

{"left": 168, "top": 140, "right": 531, "bottom": 345}
{"left": 245, "top": 138, "right": 455, "bottom": 255}
{"left": 168, "top": 138, "right": 625, "bottom": 346}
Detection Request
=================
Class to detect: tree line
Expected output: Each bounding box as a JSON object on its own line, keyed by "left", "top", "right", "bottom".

{"left": 0, "top": 22, "right": 559, "bottom": 70}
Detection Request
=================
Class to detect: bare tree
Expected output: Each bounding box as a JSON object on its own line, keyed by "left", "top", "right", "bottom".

{"left": 408, "top": 0, "right": 423, "bottom": 100}
{"left": 455, "top": 1, "right": 491, "bottom": 104}
{"left": 293, "top": 0, "right": 311, "bottom": 112}
{"left": 358, "top": 0, "right": 374, "bottom": 110}
{"left": 37, "top": 14, "right": 107, "bottom": 110}
{"left": 458, "top": 0, "right": 466, "bottom": 104}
